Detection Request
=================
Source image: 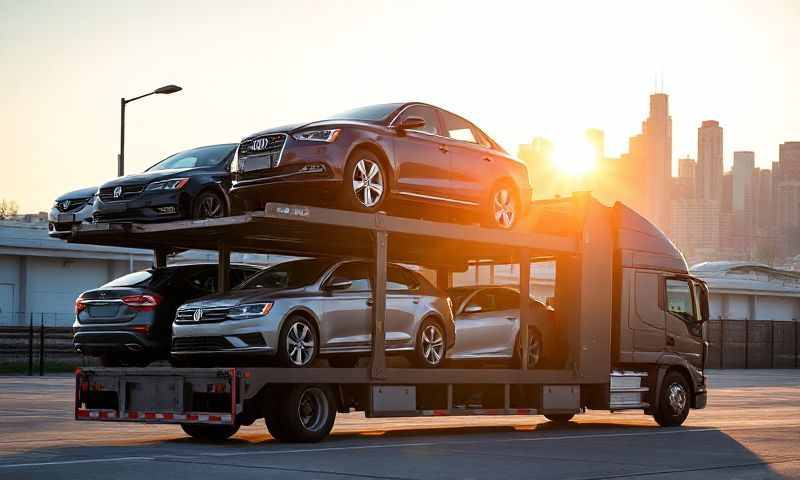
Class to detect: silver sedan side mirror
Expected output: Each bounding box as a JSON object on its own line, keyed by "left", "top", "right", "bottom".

{"left": 463, "top": 304, "right": 482, "bottom": 314}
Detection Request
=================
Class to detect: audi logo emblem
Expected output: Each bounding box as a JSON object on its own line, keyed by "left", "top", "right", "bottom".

{"left": 251, "top": 138, "right": 270, "bottom": 151}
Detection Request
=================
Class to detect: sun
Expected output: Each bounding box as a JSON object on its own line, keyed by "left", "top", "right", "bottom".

{"left": 550, "top": 137, "right": 598, "bottom": 176}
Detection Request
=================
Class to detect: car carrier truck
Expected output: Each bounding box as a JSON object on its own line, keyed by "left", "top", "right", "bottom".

{"left": 69, "top": 193, "right": 708, "bottom": 442}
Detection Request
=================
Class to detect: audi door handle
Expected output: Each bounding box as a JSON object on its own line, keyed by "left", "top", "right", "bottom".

{"left": 483, "top": 156, "right": 492, "bottom": 162}
{"left": 666, "top": 336, "right": 675, "bottom": 346}
{"left": 438, "top": 145, "right": 448, "bottom": 153}
{"left": 366, "top": 299, "right": 374, "bottom": 306}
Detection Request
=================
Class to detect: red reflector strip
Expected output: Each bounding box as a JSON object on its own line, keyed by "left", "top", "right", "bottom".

{"left": 77, "top": 409, "right": 232, "bottom": 424}
{"left": 208, "top": 415, "right": 221, "bottom": 422}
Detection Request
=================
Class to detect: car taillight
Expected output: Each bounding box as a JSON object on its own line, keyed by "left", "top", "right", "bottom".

{"left": 75, "top": 297, "right": 87, "bottom": 314}
{"left": 122, "top": 294, "right": 161, "bottom": 311}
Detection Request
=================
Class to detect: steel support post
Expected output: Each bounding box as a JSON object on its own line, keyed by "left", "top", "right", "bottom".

{"left": 436, "top": 269, "right": 452, "bottom": 290}
{"left": 154, "top": 248, "right": 168, "bottom": 269}
{"left": 39, "top": 316, "right": 44, "bottom": 377}
{"left": 217, "top": 242, "right": 231, "bottom": 294}
{"left": 370, "top": 230, "right": 388, "bottom": 379}
{"left": 519, "top": 248, "right": 531, "bottom": 370}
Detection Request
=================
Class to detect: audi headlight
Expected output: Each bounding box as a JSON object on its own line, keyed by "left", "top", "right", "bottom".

{"left": 145, "top": 178, "right": 189, "bottom": 191}
{"left": 227, "top": 302, "right": 273, "bottom": 320}
{"left": 292, "top": 129, "right": 341, "bottom": 143}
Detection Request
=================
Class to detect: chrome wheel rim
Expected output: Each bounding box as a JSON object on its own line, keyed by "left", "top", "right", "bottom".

{"left": 421, "top": 324, "right": 444, "bottom": 366}
{"left": 297, "top": 387, "right": 328, "bottom": 432}
{"left": 352, "top": 158, "right": 384, "bottom": 208}
{"left": 198, "top": 195, "right": 223, "bottom": 218}
{"left": 493, "top": 188, "right": 516, "bottom": 228}
{"left": 527, "top": 332, "right": 541, "bottom": 367}
{"left": 667, "top": 382, "right": 687, "bottom": 414}
{"left": 286, "top": 322, "right": 315, "bottom": 366}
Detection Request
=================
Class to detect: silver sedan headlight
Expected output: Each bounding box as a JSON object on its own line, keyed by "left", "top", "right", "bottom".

{"left": 227, "top": 302, "right": 273, "bottom": 320}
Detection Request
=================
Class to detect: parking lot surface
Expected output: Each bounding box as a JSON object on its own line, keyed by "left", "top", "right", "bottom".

{"left": 0, "top": 369, "right": 798, "bottom": 479}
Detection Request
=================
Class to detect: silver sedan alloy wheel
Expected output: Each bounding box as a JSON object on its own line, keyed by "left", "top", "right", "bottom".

{"left": 421, "top": 324, "right": 444, "bottom": 366}
{"left": 286, "top": 321, "right": 315, "bottom": 367}
{"left": 493, "top": 188, "right": 516, "bottom": 228}
{"left": 667, "top": 382, "right": 688, "bottom": 414}
{"left": 297, "top": 387, "right": 329, "bottom": 432}
{"left": 352, "top": 158, "right": 384, "bottom": 208}
{"left": 526, "top": 332, "right": 541, "bottom": 367}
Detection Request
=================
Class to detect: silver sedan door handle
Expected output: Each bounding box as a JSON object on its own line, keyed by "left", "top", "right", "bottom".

{"left": 366, "top": 298, "right": 374, "bottom": 307}
{"left": 412, "top": 298, "right": 420, "bottom": 304}
{"left": 506, "top": 316, "right": 517, "bottom": 321}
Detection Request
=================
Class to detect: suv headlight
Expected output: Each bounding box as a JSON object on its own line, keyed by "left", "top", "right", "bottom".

{"left": 145, "top": 178, "right": 189, "bottom": 191}
{"left": 227, "top": 302, "right": 273, "bottom": 320}
{"left": 292, "top": 129, "right": 340, "bottom": 143}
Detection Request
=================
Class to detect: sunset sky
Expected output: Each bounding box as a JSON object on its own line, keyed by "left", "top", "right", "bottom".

{"left": 2, "top": 0, "right": 799, "bottom": 212}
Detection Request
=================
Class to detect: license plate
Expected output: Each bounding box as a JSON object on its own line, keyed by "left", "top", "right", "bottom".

{"left": 57, "top": 213, "right": 75, "bottom": 223}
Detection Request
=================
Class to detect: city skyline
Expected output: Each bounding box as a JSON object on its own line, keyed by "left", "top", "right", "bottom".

{"left": 2, "top": 0, "right": 800, "bottom": 212}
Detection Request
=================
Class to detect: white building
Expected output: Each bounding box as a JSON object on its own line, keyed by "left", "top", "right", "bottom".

{"left": 691, "top": 261, "right": 800, "bottom": 321}
{"left": 0, "top": 220, "right": 284, "bottom": 326}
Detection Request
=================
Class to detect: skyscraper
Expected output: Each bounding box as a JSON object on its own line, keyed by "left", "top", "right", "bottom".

{"left": 696, "top": 120, "right": 723, "bottom": 202}
{"left": 642, "top": 94, "right": 673, "bottom": 230}
{"left": 776, "top": 142, "right": 800, "bottom": 259}
{"left": 678, "top": 157, "right": 696, "bottom": 180}
{"left": 732, "top": 151, "right": 755, "bottom": 212}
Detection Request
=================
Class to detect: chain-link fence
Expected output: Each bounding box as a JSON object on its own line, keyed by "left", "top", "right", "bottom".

{"left": 706, "top": 319, "right": 800, "bottom": 369}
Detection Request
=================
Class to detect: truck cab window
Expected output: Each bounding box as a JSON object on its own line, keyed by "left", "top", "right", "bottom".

{"left": 665, "top": 279, "right": 696, "bottom": 322}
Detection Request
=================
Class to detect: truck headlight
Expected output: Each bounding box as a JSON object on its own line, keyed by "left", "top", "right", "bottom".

{"left": 292, "top": 129, "right": 340, "bottom": 143}
{"left": 227, "top": 302, "right": 272, "bottom": 320}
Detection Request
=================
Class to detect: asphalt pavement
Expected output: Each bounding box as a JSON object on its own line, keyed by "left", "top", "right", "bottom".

{"left": 0, "top": 369, "right": 798, "bottom": 479}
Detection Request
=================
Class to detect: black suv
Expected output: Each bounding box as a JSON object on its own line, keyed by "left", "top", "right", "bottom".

{"left": 93, "top": 144, "right": 237, "bottom": 223}
{"left": 73, "top": 263, "right": 261, "bottom": 366}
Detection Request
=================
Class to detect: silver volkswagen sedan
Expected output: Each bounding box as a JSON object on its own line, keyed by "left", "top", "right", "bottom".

{"left": 171, "top": 258, "right": 454, "bottom": 368}
{"left": 446, "top": 285, "right": 554, "bottom": 367}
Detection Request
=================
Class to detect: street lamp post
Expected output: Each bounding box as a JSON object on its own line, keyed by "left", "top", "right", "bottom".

{"left": 118, "top": 84, "right": 182, "bottom": 176}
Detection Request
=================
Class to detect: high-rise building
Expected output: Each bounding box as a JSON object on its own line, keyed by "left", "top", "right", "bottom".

{"left": 678, "top": 157, "right": 696, "bottom": 180}
{"left": 732, "top": 151, "right": 755, "bottom": 212}
{"left": 670, "top": 198, "right": 721, "bottom": 265}
{"left": 696, "top": 120, "right": 723, "bottom": 202}
{"left": 776, "top": 142, "right": 800, "bottom": 259}
{"left": 586, "top": 128, "right": 605, "bottom": 164}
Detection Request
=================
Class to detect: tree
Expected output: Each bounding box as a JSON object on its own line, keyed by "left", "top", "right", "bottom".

{"left": 0, "top": 199, "right": 19, "bottom": 219}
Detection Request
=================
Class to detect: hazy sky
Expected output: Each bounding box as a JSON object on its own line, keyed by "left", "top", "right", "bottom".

{"left": 2, "top": 0, "right": 799, "bottom": 212}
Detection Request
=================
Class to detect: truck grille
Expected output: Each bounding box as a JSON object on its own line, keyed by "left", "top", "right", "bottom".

{"left": 99, "top": 184, "right": 145, "bottom": 202}
{"left": 175, "top": 306, "right": 230, "bottom": 324}
{"left": 237, "top": 133, "right": 287, "bottom": 170}
{"left": 172, "top": 336, "right": 232, "bottom": 352}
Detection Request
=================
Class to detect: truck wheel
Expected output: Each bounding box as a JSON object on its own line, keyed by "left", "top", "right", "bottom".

{"left": 653, "top": 371, "right": 691, "bottom": 427}
{"left": 181, "top": 423, "right": 240, "bottom": 441}
{"left": 266, "top": 385, "right": 336, "bottom": 443}
{"left": 544, "top": 414, "right": 574, "bottom": 424}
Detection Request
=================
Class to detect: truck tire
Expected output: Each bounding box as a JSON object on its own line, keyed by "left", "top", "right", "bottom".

{"left": 181, "top": 423, "right": 240, "bottom": 441}
{"left": 265, "top": 384, "right": 336, "bottom": 443}
{"left": 653, "top": 370, "right": 691, "bottom": 427}
{"left": 544, "top": 413, "right": 574, "bottom": 424}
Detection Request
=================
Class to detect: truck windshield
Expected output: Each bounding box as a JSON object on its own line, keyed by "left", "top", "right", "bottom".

{"left": 236, "top": 259, "right": 333, "bottom": 290}
{"left": 146, "top": 144, "right": 236, "bottom": 171}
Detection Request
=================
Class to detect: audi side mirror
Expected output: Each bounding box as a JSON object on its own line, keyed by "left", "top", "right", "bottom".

{"left": 464, "top": 304, "right": 482, "bottom": 314}
{"left": 397, "top": 116, "right": 425, "bottom": 132}
{"left": 326, "top": 278, "right": 352, "bottom": 291}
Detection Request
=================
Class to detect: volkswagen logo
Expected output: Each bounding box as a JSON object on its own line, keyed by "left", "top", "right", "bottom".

{"left": 193, "top": 309, "right": 203, "bottom": 322}
{"left": 251, "top": 137, "right": 269, "bottom": 151}
{"left": 113, "top": 186, "right": 123, "bottom": 199}
{"left": 59, "top": 200, "right": 71, "bottom": 210}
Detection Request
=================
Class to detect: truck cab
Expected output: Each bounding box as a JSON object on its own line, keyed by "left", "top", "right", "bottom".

{"left": 612, "top": 203, "right": 709, "bottom": 423}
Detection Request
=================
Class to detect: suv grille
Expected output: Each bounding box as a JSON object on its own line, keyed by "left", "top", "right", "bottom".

{"left": 238, "top": 134, "right": 287, "bottom": 170}
{"left": 99, "top": 184, "right": 145, "bottom": 202}
{"left": 175, "top": 306, "right": 230, "bottom": 323}
{"left": 172, "top": 336, "right": 232, "bottom": 352}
